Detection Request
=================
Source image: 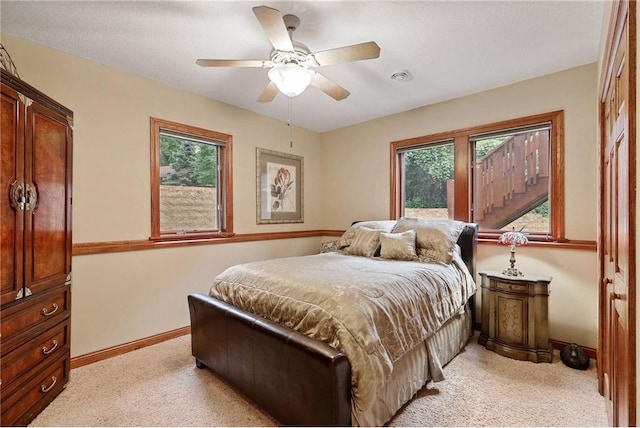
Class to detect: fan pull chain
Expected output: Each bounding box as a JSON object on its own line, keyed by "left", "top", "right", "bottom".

{"left": 288, "top": 97, "right": 293, "bottom": 148}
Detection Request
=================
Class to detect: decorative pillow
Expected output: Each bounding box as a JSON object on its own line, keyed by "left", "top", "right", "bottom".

{"left": 338, "top": 225, "right": 364, "bottom": 248}
{"left": 338, "top": 220, "right": 397, "bottom": 248}
{"left": 347, "top": 227, "right": 383, "bottom": 257}
{"left": 379, "top": 230, "right": 417, "bottom": 261}
{"left": 320, "top": 240, "right": 341, "bottom": 253}
{"left": 392, "top": 217, "right": 465, "bottom": 264}
{"left": 352, "top": 220, "right": 397, "bottom": 232}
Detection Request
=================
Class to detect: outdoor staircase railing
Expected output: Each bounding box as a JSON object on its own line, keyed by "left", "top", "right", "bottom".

{"left": 475, "top": 130, "right": 549, "bottom": 229}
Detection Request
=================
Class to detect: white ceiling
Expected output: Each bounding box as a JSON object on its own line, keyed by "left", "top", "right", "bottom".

{"left": 1, "top": 1, "right": 604, "bottom": 133}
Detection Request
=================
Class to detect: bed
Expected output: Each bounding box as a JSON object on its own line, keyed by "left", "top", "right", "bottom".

{"left": 188, "top": 219, "right": 478, "bottom": 426}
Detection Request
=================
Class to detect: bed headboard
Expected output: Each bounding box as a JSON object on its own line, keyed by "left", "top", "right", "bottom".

{"left": 457, "top": 223, "right": 478, "bottom": 280}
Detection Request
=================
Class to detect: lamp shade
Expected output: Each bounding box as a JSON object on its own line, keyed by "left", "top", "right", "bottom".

{"left": 268, "top": 64, "right": 313, "bottom": 97}
{"left": 498, "top": 228, "right": 529, "bottom": 246}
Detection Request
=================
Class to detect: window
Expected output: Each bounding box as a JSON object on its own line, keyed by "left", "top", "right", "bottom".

{"left": 472, "top": 125, "right": 551, "bottom": 233}
{"left": 150, "top": 117, "right": 233, "bottom": 240}
{"left": 391, "top": 111, "right": 564, "bottom": 241}
{"left": 400, "top": 140, "right": 455, "bottom": 220}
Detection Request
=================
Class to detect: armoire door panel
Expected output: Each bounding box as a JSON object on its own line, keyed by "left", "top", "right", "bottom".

{"left": 23, "top": 101, "right": 72, "bottom": 294}
{"left": 1, "top": 84, "right": 25, "bottom": 305}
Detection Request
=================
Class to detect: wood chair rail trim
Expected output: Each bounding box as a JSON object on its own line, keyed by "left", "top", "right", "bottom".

{"left": 73, "top": 230, "right": 596, "bottom": 255}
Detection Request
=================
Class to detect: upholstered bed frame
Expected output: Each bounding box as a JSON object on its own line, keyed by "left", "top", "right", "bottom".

{"left": 188, "top": 223, "right": 477, "bottom": 426}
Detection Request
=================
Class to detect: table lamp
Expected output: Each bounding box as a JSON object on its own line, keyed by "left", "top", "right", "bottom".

{"left": 498, "top": 227, "right": 529, "bottom": 276}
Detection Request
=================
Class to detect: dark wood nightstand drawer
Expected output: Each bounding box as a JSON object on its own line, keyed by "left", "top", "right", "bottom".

{"left": 0, "top": 320, "right": 70, "bottom": 394}
{"left": 0, "top": 353, "right": 69, "bottom": 427}
{"left": 494, "top": 280, "right": 529, "bottom": 293}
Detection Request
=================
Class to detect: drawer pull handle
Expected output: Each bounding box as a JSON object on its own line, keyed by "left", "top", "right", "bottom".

{"left": 42, "top": 303, "right": 59, "bottom": 317}
{"left": 42, "top": 340, "right": 59, "bottom": 355}
{"left": 40, "top": 376, "right": 57, "bottom": 393}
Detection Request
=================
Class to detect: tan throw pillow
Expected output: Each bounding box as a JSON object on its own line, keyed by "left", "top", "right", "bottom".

{"left": 392, "top": 217, "right": 465, "bottom": 264}
{"left": 338, "top": 225, "right": 364, "bottom": 248}
{"left": 320, "top": 240, "right": 341, "bottom": 253}
{"left": 347, "top": 227, "right": 382, "bottom": 257}
{"left": 379, "top": 230, "right": 417, "bottom": 261}
{"left": 338, "top": 220, "right": 397, "bottom": 248}
{"left": 352, "top": 220, "right": 397, "bottom": 232}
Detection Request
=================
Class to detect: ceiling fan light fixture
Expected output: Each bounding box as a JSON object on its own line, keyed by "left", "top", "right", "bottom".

{"left": 268, "top": 63, "right": 313, "bottom": 97}
{"left": 197, "top": 6, "right": 380, "bottom": 102}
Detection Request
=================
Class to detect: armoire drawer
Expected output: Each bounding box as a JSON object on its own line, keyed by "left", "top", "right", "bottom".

{"left": 0, "top": 353, "right": 69, "bottom": 426}
{"left": 0, "top": 285, "right": 70, "bottom": 350}
{"left": 0, "top": 320, "right": 70, "bottom": 394}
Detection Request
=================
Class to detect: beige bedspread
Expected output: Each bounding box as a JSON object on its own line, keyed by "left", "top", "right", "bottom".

{"left": 209, "top": 251, "right": 475, "bottom": 413}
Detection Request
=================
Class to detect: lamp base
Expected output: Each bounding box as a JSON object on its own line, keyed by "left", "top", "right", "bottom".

{"left": 503, "top": 267, "right": 524, "bottom": 277}
{"left": 503, "top": 248, "right": 523, "bottom": 276}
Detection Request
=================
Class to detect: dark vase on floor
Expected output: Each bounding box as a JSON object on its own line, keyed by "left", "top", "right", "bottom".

{"left": 560, "top": 343, "right": 590, "bottom": 370}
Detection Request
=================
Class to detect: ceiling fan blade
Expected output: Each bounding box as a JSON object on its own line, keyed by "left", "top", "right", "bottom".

{"left": 257, "top": 81, "right": 278, "bottom": 103}
{"left": 252, "top": 6, "right": 294, "bottom": 52}
{"left": 313, "top": 41, "right": 381, "bottom": 66}
{"left": 310, "top": 72, "right": 350, "bottom": 101}
{"left": 196, "top": 59, "right": 267, "bottom": 68}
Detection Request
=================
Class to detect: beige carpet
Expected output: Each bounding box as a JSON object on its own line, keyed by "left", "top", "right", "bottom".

{"left": 30, "top": 333, "right": 608, "bottom": 427}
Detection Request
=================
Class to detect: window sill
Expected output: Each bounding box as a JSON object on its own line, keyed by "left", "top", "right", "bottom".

{"left": 478, "top": 237, "right": 596, "bottom": 251}
{"left": 149, "top": 232, "right": 235, "bottom": 242}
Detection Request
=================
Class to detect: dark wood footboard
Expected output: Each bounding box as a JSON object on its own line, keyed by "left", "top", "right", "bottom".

{"left": 188, "top": 293, "right": 352, "bottom": 426}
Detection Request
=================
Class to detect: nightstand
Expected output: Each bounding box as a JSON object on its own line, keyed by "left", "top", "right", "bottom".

{"left": 478, "top": 271, "right": 553, "bottom": 363}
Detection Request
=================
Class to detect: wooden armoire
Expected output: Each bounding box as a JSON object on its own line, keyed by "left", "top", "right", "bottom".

{"left": 1, "top": 68, "right": 73, "bottom": 425}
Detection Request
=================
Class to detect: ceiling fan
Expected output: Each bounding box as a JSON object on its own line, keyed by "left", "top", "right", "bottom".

{"left": 196, "top": 5, "right": 381, "bottom": 102}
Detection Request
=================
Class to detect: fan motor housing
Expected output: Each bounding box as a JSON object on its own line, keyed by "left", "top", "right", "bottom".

{"left": 270, "top": 43, "right": 317, "bottom": 68}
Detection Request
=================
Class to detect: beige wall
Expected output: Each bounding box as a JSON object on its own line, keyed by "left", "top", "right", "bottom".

{"left": 2, "top": 34, "right": 324, "bottom": 357}
{"left": 3, "top": 33, "right": 601, "bottom": 355}
{"left": 320, "top": 63, "right": 600, "bottom": 348}
{"left": 71, "top": 238, "right": 319, "bottom": 356}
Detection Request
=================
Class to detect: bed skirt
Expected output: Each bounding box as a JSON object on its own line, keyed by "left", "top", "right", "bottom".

{"left": 356, "top": 304, "right": 473, "bottom": 426}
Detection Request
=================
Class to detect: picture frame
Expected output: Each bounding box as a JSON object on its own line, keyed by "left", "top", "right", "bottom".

{"left": 256, "top": 148, "right": 304, "bottom": 224}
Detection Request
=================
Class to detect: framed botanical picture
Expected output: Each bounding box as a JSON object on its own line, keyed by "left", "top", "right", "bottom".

{"left": 256, "top": 148, "right": 304, "bottom": 224}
